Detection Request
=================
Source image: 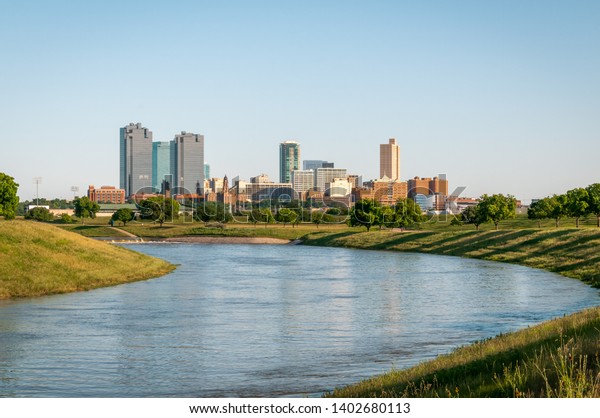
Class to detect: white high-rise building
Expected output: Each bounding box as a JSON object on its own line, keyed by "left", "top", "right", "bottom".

{"left": 291, "top": 170, "right": 314, "bottom": 193}
{"left": 314, "top": 168, "right": 347, "bottom": 192}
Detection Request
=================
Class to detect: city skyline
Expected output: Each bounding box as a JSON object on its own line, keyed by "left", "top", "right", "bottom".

{"left": 1, "top": 1, "right": 599, "bottom": 202}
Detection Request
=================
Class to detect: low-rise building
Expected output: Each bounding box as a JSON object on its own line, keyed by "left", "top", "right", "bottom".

{"left": 88, "top": 185, "right": 126, "bottom": 204}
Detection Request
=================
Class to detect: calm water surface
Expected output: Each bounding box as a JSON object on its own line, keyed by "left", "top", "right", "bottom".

{"left": 1, "top": 243, "right": 598, "bottom": 397}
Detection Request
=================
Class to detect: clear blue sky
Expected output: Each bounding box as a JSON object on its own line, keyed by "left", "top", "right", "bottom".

{"left": 1, "top": 0, "right": 599, "bottom": 203}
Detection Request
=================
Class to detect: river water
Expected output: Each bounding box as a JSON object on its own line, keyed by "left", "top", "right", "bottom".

{"left": 0, "top": 243, "right": 598, "bottom": 397}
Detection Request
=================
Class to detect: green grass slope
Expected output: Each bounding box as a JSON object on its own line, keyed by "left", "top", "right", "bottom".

{"left": 327, "top": 306, "right": 600, "bottom": 397}
{"left": 303, "top": 228, "right": 600, "bottom": 288}
{"left": 0, "top": 220, "right": 175, "bottom": 299}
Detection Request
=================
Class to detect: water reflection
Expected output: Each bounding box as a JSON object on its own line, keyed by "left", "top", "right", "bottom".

{"left": 0, "top": 244, "right": 598, "bottom": 397}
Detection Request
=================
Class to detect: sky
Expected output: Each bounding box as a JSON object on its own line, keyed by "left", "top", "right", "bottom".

{"left": 1, "top": 0, "right": 599, "bottom": 203}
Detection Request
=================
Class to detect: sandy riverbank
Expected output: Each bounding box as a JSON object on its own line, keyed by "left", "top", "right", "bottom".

{"left": 162, "top": 236, "right": 292, "bottom": 245}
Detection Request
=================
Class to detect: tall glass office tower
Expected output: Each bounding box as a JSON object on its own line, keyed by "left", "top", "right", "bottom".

{"left": 120, "top": 122, "right": 153, "bottom": 197}
{"left": 279, "top": 141, "right": 300, "bottom": 183}
{"left": 171, "top": 131, "right": 205, "bottom": 195}
{"left": 152, "top": 141, "right": 172, "bottom": 192}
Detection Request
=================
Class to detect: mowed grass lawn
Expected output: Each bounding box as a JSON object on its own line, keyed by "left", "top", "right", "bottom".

{"left": 0, "top": 220, "right": 175, "bottom": 299}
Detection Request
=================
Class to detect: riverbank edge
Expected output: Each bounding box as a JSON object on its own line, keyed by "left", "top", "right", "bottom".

{"left": 0, "top": 221, "right": 176, "bottom": 300}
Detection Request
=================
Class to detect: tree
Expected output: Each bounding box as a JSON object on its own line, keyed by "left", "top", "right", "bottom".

{"left": 461, "top": 205, "right": 486, "bottom": 230}
{"left": 376, "top": 205, "right": 395, "bottom": 230}
{"left": 565, "top": 187, "right": 589, "bottom": 228}
{"left": 112, "top": 208, "right": 134, "bottom": 226}
{"left": 477, "top": 194, "right": 517, "bottom": 230}
{"left": 450, "top": 216, "right": 463, "bottom": 227}
{"left": 527, "top": 198, "right": 551, "bottom": 228}
{"left": 394, "top": 198, "right": 423, "bottom": 230}
{"left": 0, "top": 173, "right": 19, "bottom": 220}
{"left": 586, "top": 183, "right": 600, "bottom": 227}
{"left": 194, "top": 202, "right": 233, "bottom": 225}
{"left": 139, "top": 199, "right": 165, "bottom": 226}
{"left": 547, "top": 194, "right": 568, "bottom": 227}
{"left": 275, "top": 207, "right": 297, "bottom": 227}
{"left": 348, "top": 199, "right": 380, "bottom": 231}
{"left": 73, "top": 197, "right": 100, "bottom": 224}
{"left": 311, "top": 210, "right": 324, "bottom": 228}
{"left": 250, "top": 208, "right": 274, "bottom": 228}
{"left": 25, "top": 206, "right": 54, "bottom": 222}
{"left": 144, "top": 196, "right": 180, "bottom": 222}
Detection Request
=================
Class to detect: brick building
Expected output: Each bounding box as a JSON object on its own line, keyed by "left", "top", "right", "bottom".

{"left": 88, "top": 185, "right": 126, "bottom": 204}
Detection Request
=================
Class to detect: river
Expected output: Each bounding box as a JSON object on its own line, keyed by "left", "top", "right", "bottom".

{"left": 0, "top": 243, "right": 598, "bottom": 397}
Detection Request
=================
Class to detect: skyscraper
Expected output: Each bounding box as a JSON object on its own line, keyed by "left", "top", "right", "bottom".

{"left": 204, "top": 163, "right": 211, "bottom": 180}
{"left": 279, "top": 141, "right": 300, "bottom": 183}
{"left": 120, "top": 122, "right": 153, "bottom": 197}
{"left": 171, "top": 131, "right": 205, "bottom": 195}
{"left": 152, "top": 141, "right": 172, "bottom": 193}
{"left": 380, "top": 138, "right": 400, "bottom": 180}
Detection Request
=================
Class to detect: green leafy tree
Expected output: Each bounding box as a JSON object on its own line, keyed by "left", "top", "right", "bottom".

{"left": 275, "top": 207, "right": 298, "bottom": 227}
{"left": 461, "top": 205, "right": 486, "bottom": 230}
{"left": 477, "top": 194, "right": 517, "bottom": 230}
{"left": 547, "top": 194, "right": 568, "bottom": 227}
{"left": 565, "top": 187, "right": 589, "bottom": 228}
{"left": 111, "top": 208, "right": 134, "bottom": 226}
{"left": 250, "top": 208, "right": 274, "bottom": 228}
{"left": 0, "top": 173, "right": 19, "bottom": 220}
{"left": 394, "top": 198, "right": 424, "bottom": 230}
{"left": 586, "top": 183, "right": 600, "bottom": 227}
{"left": 375, "top": 205, "right": 394, "bottom": 230}
{"left": 348, "top": 199, "right": 380, "bottom": 231}
{"left": 450, "top": 216, "right": 463, "bottom": 227}
{"left": 25, "top": 206, "right": 54, "bottom": 222}
{"left": 139, "top": 199, "right": 165, "bottom": 226}
{"left": 527, "top": 198, "right": 551, "bottom": 228}
{"left": 311, "top": 210, "right": 324, "bottom": 228}
{"left": 146, "top": 196, "right": 180, "bottom": 222}
{"left": 194, "top": 202, "right": 233, "bottom": 225}
{"left": 73, "top": 197, "right": 100, "bottom": 224}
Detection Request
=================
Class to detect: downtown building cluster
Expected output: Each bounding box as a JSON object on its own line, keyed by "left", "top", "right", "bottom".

{"left": 98, "top": 122, "right": 453, "bottom": 213}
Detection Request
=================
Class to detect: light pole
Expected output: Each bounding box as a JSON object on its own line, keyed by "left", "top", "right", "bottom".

{"left": 70, "top": 186, "right": 79, "bottom": 199}
{"left": 32, "top": 177, "right": 42, "bottom": 206}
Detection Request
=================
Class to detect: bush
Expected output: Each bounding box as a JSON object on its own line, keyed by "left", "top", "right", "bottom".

{"left": 25, "top": 207, "right": 54, "bottom": 222}
{"left": 58, "top": 213, "right": 74, "bottom": 224}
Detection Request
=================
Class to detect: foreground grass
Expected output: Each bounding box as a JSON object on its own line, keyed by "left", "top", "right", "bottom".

{"left": 0, "top": 221, "right": 175, "bottom": 299}
{"left": 327, "top": 306, "right": 600, "bottom": 397}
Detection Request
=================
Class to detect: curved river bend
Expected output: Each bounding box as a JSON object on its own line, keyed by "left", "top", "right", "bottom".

{"left": 1, "top": 244, "right": 598, "bottom": 397}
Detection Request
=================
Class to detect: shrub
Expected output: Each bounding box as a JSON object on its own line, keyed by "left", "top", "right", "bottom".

{"left": 25, "top": 207, "right": 54, "bottom": 222}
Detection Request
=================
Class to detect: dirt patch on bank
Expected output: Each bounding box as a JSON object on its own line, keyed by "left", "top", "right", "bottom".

{"left": 163, "top": 236, "right": 291, "bottom": 245}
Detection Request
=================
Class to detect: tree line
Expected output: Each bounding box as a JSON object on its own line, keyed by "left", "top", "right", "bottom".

{"left": 527, "top": 183, "right": 600, "bottom": 228}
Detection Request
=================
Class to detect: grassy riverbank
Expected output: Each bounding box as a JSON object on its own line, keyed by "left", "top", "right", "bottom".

{"left": 0, "top": 221, "right": 175, "bottom": 299}
{"left": 302, "top": 228, "right": 600, "bottom": 288}
{"left": 327, "top": 306, "right": 600, "bottom": 397}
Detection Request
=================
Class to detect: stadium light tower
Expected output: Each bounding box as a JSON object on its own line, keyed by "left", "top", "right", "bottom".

{"left": 33, "top": 177, "right": 42, "bottom": 206}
